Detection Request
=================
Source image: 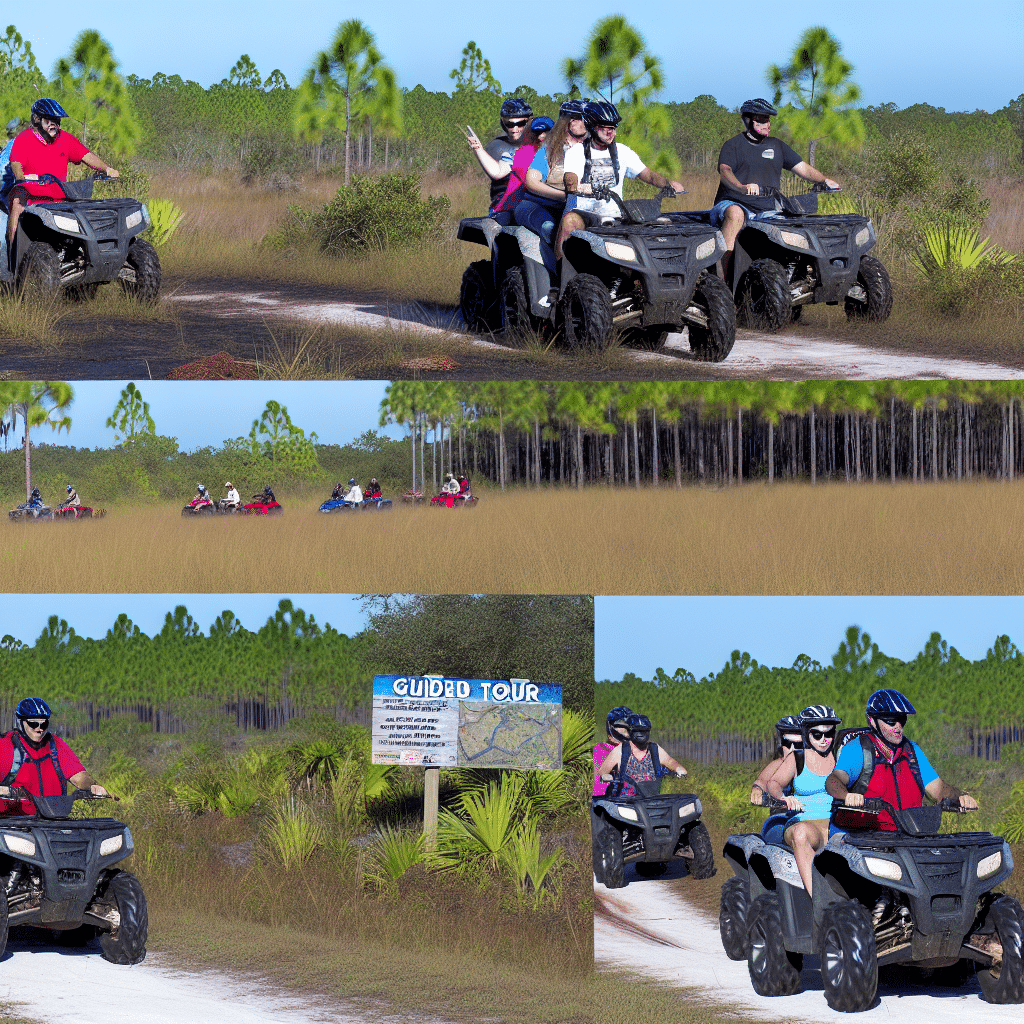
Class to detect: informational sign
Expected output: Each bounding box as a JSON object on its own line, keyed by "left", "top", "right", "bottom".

{"left": 372, "top": 675, "right": 562, "bottom": 769}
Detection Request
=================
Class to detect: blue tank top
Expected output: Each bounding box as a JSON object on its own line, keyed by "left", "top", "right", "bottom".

{"left": 790, "top": 758, "right": 834, "bottom": 821}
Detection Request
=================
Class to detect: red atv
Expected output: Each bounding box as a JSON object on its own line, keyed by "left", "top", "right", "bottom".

{"left": 241, "top": 490, "right": 283, "bottom": 516}
{"left": 53, "top": 503, "right": 107, "bottom": 520}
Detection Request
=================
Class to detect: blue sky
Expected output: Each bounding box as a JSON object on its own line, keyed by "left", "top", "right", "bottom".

{"left": 12, "top": 2, "right": 1023, "bottom": 113}
{"left": 595, "top": 597, "right": 1024, "bottom": 680}
{"left": 0, "top": 593, "right": 373, "bottom": 645}
{"left": 3, "top": 381, "right": 402, "bottom": 452}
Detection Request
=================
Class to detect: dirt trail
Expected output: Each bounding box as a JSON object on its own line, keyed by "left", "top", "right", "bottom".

{"left": 0, "top": 947, "right": 445, "bottom": 1024}
{"left": 594, "top": 868, "right": 1020, "bottom": 1023}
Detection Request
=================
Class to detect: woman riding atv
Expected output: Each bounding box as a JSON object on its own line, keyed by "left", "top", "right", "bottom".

{"left": 595, "top": 713, "right": 688, "bottom": 797}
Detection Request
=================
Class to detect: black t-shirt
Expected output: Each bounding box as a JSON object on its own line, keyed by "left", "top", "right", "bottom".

{"left": 484, "top": 134, "right": 517, "bottom": 209}
{"left": 714, "top": 133, "right": 802, "bottom": 212}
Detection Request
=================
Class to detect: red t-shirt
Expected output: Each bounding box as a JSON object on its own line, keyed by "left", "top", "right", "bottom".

{"left": 0, "top": 732, "right": 86, "bottom": 816}
{"left": 9, "top": 127, "right": 90, "bottom": 202}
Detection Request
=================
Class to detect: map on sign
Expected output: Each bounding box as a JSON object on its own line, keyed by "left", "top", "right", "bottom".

{"left": 458, "top": 701, "right": 562, "bottom": 769}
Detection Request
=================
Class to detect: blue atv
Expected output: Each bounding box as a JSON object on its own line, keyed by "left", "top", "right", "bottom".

{"left": 319, "top": 498, "right": 362, "bottom": 513}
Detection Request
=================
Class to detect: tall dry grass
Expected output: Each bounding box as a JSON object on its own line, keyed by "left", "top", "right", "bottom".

{"left": 5, "top": 481, "right": 1024, "bottom": 594}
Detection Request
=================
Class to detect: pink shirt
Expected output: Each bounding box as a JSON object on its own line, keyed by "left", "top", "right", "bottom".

{"left": 10, "top": 127, "right": 90, "bottom": 202}
{"left": 492, "top": 144, "right": 539, "bottom": 213}
{"left": 593, "top": 740, "right": 617, "bottom": 796}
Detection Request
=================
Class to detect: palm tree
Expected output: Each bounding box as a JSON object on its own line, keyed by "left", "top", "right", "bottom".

{"left": 0, "top": 381, "right": 74, "bottom": 500}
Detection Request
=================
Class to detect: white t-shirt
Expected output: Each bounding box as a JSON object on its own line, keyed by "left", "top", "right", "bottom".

{"left": 345, "top": 485, "right": 363, "bottom": 503}
{"left": 563, "top": 141, "right": 647, "bottom": 220}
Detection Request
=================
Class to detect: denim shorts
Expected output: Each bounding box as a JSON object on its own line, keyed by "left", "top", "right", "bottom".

{"left": 708, "top": 199, "right": 782, "bottom": 228}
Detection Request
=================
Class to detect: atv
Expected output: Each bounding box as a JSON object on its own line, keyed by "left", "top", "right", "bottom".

{"left": 0, "top": 787, "right": 147, "bottom": 964}
{"left": 430, "top": 492, "right": 478, "bottom": 508}
{"left": 240, "top": 497, "right": 283, "bottom": 516}
{"left": 1, "top": 173, "right": 160, "bottom": 303}
{"left": 721, "top": 797, "right": 1022, "bottom": 1011}
{"left": 53, "top": 499, "right": 107, "bottom": 521}
{"left": 181, "top": 496, "right": 216, "bottom": 518}
{"left": 592, "top": 767, "right": 715, "bottom": 889}
{"left": 8, "top": 501, "right": 52, "bottom": 522}
{"left": 458, "top": 185, "right": 736, "bottom": 360}
{"left": 695, "top": 184, "right": 892, "bottom": 332}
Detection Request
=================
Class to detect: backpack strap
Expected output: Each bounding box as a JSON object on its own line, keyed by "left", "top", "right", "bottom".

{"left": 581, "top": 139, "right": 620, "bottom": 189}
{"left": 850, "top": 733, "right": 874, "bottom": 795}
{"left": 900, "top": 739, "right": 927, "bottom": 796}
{"left": 650, "top": 743, "right": 662, "bottom": 778}
{"left": 2, "top": 731, "right": 23, "bottom": 786}
{"left": 2, "top": 731, "right": 67, "bottom": 792}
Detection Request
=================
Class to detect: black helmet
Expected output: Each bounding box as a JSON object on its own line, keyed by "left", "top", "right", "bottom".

{"left": 582, "top": 100, "right": 622, "bottom": 133}
{"left": 5, "top": 118, "right": 19, "bottom": 138}
{"left": 31, "top": 98, "right": 69, "bottom": 121}
{"left": 197, "top": 484, "right": 206, "bottom": 493}
{"left": 625, "top": 712, "right": 651, "bottom": 750}
{"left": 798, "top": 704, "right": 841, "bottom": 753}
{"left": 559, "top": 98, "right": 586, "bottom": 119}
{"left": 775, "top": 714, "right": 803, "bottom": 746}
{"left": 263, "top": 484, "right": 273, "bottom": 494}
{"left": 740, "top": 98, "right": 777, "bottom": 119}
{"left": 500, "top": 97, "right": 533, "bottom": 120}
{"left": 66, "top": 484, "right": 73, "bottom": 493}
{"left": 606, "top": 705, "right": 633, "bottom": 744}
{"left": 31, "top": 487, "right": 40, "bottom": 498}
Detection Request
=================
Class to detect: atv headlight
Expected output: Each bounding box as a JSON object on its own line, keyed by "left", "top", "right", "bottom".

{"left": 977, "top": 851, "right": 1002, "bottom": 879}
{"left": 100, "top": 834, "right": 124, "bottom": 856}
{"left": 780, "top": 230, "right": 810, "bottom": 249}
{"left": 2, "top": 833, "right": 36, "bottom": 857}
{"left": 616, "top": 806, "right": 639, "bottom": 822}
{"left": 604, "top": 241, "right": 636, "bottom": 262}
{"left": 677, "top": 802, "right": 696, "bottom": 818}
{"left": 125, "top": 210, "right": 143, "bottom": 230}
{"left": 855, "top": 227, "right": 870, "bottom": 247}
{"left": 695, "top": 238, "right": 718, "bottom": 261}
{"left": 53, "top": 214, "right": 80, "bottom": 233}
{"left": 864, "top": 856, "right": 903, "bottom": 881}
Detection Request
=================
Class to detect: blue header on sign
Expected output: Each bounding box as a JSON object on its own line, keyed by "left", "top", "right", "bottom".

{"left": 373, "top": 675, "right": 561, "bottom": 704}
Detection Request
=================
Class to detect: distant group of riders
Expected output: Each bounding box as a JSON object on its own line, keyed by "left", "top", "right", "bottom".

{"left": 185, "top": 482, "right": 278, "bottom": 515}
{"left": 468, "top": 94, "right": 840, "bottom": 287}
{"left": 595, "top": 688, "right": 975, "bottom": 898}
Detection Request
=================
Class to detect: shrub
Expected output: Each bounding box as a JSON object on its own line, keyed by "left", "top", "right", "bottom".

{"left": 268, "top": 172, "right": 450, "bottom": 256}
{"left": 145, "top": 198, "right": 185, "bottom": 247}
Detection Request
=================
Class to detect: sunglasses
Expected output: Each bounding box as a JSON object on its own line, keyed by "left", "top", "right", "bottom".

{"left": 781, "top": 739, "right": 803, "bottom": 751}
{"left": 809, "top": 727, "right": 835, "bottom": 740}
{"left": 503, "top": 119, "right": 529, "bottom": 129}
{"left": 752, "top": 117, "right": 771, "bottom": 124}
{"left": 24, "top": 720, "right": 49, "bottom": 730}
{"left": 876, "top": 714, "right": 907, "bottom": 727}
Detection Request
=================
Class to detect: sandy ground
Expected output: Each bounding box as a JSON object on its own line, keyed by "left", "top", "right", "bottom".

{"left": 2, "top": 947, "right": 447, "bottom": 1024}
{"left": 169, "top": 286, "right": 1024, "bottom": 380}
{"left": 594, "top": 866, "right": 1021, "bottom": 1023}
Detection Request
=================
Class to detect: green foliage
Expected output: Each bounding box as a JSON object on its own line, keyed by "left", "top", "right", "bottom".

{"left": 450, "top": 41, "right": 501, "bottom": 96}
{"left": 262, "top": 800, "right": 323, "bottom": 868}
{"left": 272, "top": 172, "right": 450, "bottom": 256}
{"left": 53, "top": 30, "right": 139, "bottom": 159}
{"left": 995, "top": 781, "right": 1024, "bottom": 843}
{"left": 227, "top": 54, "right": 262, "bottom": 90}
{"left": 911, "top": 223, "right": 1016, "bottom": 277}
{"left": 500, "top": 817, "right": 563, "bottom": 903}
{"left": 145, "top": 199, "right": 185, "bottom": 247}
{"left": 432, "top": 776, "right": 526, "bottom": 875}
{"left": 364, "top": 825, "right": 424, "bottom": 889}
{"left": 0, "top": 24, "right": 38, "bottom": 73}
{"left": 871, "top": 130, "right": 938, "bottom": 208}
{"left": 242, "top": 400, "right": 323, "bottom": 480}
{"left": 106, "top": 382, "right": 156, "bottom": 445}
{"left": 767, "top": 26, "right": 865, "bottom": 166}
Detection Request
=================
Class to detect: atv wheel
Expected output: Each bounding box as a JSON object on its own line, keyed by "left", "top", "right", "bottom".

{"left": 845, "top": 254, "right": 893, "bottom": 322}
{"left": 500, "top": 265, "right": 534, "bottom": 341}
{"left": 737, "top": 258, "right": 791, "bottom": 332}
{"left": 687, "top": 272, "right": 736, "bottom": 361}
{"left": 977, "top": 894, "right": 1024, "bottom": 1004}
{"left": 97, "top": 870, "right": 148, "bottom": 965}
{"left": 681, "top": 821, "right": 716, "bottom": 879}
{"left": 18, "top": 241, "right": 61, "bottom": 301}
{"left": 594, "top": 821, "right": 625, "bottom": 888}
{"left": 461, "top": 260, "right": 498, "bottom": 333}
{"left": 560, "top": 273, "right": 614, "bottom": 351}
{"left": 719, "top": 876, "right": 749, "bottom": 961}
{"left": 819, "top": 900, "right": 878, "bottom": 1012}
{"left": 634, "top": 861, "right": 668, "bottom": 878}
{"left": 119, "top": 238, "right": 161, "bottom": 304}
{"left": 747, "top": 893, "right": 803, "bottom": 996}
{"left": 0, "top": 887, "right": 8, "bottom": 960}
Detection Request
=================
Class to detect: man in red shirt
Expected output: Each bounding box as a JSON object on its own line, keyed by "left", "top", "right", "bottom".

{"left": 0, "top": 697, "right": 108, "bottom": 817}
{"left": 4, "top": 98, "right": 119, "bottom": 261}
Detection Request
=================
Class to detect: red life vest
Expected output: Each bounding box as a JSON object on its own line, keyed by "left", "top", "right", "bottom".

{"left": 833, "top": 732, "right": 926, "bottom": 832}
{"left": 1, "top": 731, "right": 69, "bottom": 815}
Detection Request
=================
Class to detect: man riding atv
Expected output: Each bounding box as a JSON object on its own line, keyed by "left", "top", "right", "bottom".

{"left": 1, "top": 698, "right": 107, "bottom": 817}
{"left": 712, "top": 98, "right": 839, "bottom": 285}
{"left": 3, "top": 99, "right": 119, "bottom": 271}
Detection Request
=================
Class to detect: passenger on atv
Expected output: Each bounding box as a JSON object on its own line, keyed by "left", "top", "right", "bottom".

{"left": 243, "top": 484, "right": 281, "bottom": 514}
{"left": 24, "top": 486, "right": 47, "bottom": 510}
{"left": 467, "top": 97, "right": 536, "bottom": 224}
{"left": 750, "top": 714, "right": 803, "bottom": 805}
{"left": 221, "top": 481, "right": 240, "bottom": 511}
{"left": 826, "top": 687, "right": 978, "bottom": 835}
{"left": 185, "top": 484, "right": 214, "bottom": 513}
{"left": 762, "top": 705, "right": 842, "bottom": 897}
{"left": 1, "top": 698, "right": 107, "bottom": 818}
{"left": 342, "top": 478, "right": 362, "bottom": 504}
{"left": 554, "top": 101, "right": 686, "bottom": 266}
{"left": 595, "top": 712, "right": 688, "bottom": 795}
{"left": 4, "top": 98, "right": 120, "bottom": 269}
{"left": 710, "top": 97, "right": 840, "bottom": 284}
{"left": 364, "top": 478, "right": 383, "bottom": 500}
{"left": 59, "top": 483, "right": 81, "bottom": 508}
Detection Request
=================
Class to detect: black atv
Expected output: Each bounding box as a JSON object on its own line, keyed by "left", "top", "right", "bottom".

{"left": 0, "top": 788, "right": 147, "bottom": 964}
{"left": 592, "top": 767, "right": 716, "bottom": 888}
{"left": 721, "top": 797, "right": 1023, "bottom": 1012}
{"left": 701, "top": 184, "right": 892, "bottom": 332}
{"left": 458, "top": 186, "right": 736, "bottom": 361}
{"left": 1, "top": 173, "right": 160, "bottom": 303}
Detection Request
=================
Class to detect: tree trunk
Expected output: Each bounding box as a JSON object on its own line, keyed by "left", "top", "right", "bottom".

{"left": 344, "top": 88, "right": 352, "bottom": 186}
{"left": 810, "top": 405, "right": 816, "bottom": 485}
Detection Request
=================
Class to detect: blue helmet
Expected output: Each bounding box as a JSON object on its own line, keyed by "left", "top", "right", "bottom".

{"left": 866, "top": 688, "right": 916, "bottom": 717}
{"left": 606, "top": 706, "right": 633, "bottom": 743}
{"left": 16, "top": 698, "right": 52, "bottom": 735}
{"left": 559, "top": 99, "right": 586, "bottom": 119}
{"left": 31, "top": 98, "right": 69, "bottom": 121}
{"left": 530, "top": 116, "right": 554, "bottom": 133}
{"left": 499, "top": 97, "right": 533, "bottom": 121}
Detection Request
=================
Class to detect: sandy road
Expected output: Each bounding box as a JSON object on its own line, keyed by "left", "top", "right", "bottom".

{"left": 170, "top": 286, "right": 1023, "bottom": 380}
{"left": 3, "top": 947, "right": 447, "bottom": 1024}
{"left": 594, "top": 864, "right": 1021, "bottom": 1023}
